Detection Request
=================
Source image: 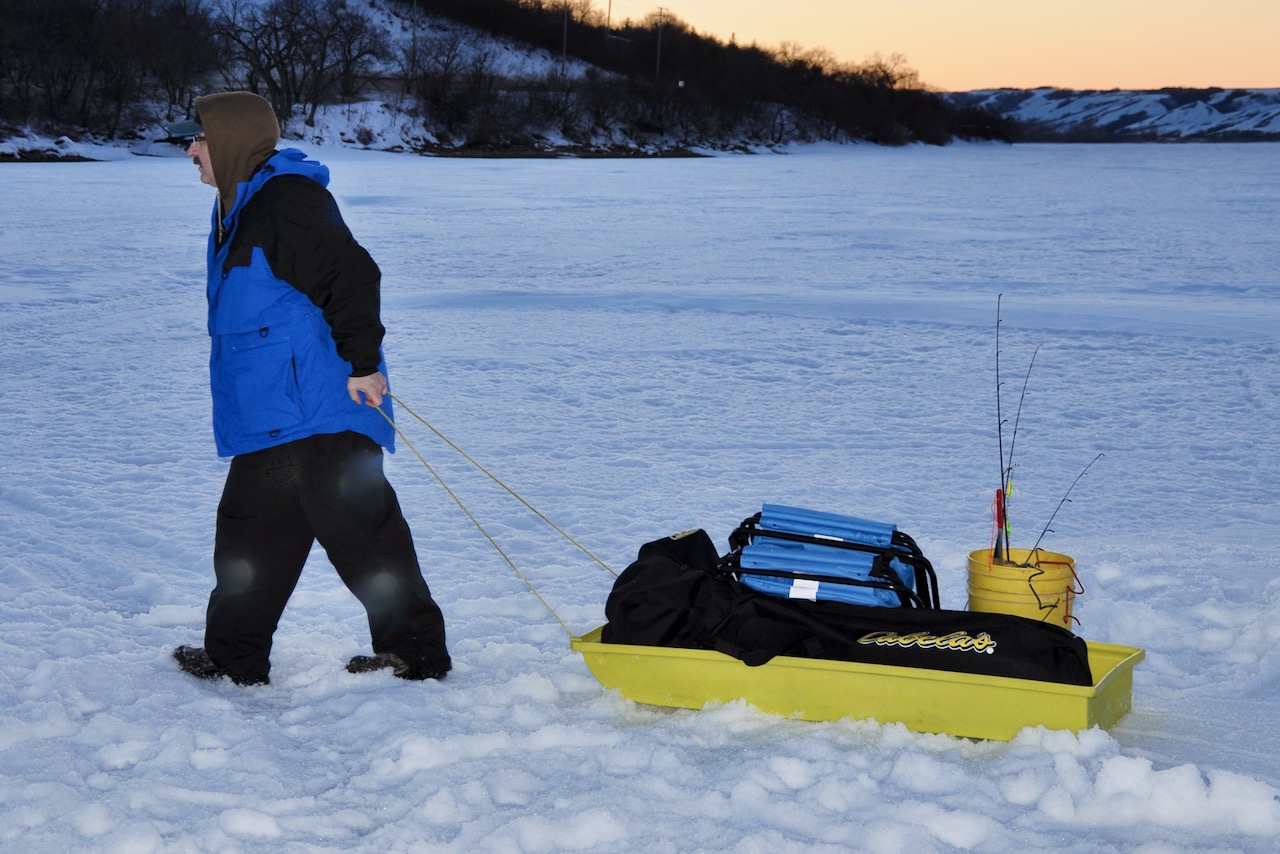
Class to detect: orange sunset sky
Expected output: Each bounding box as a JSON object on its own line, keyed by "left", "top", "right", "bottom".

{"left": 603, "top": 0, "right": 1279, "bottom": 91}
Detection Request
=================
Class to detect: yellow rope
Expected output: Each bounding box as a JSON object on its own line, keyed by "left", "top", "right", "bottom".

{"left": 388, "top": 393, "right": 618, "bottom": 578}
{"left": 373, "top": 403, "right": 574, "bottom": 639}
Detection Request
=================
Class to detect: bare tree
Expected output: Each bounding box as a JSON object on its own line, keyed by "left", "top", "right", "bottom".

{"left": 323, "top": 2, "right": 389, "bottom": 102}
{"left": 0, "top": 0, "right": 100, "bottom": 125}
{"left": 213, "top": 0, "right": 309, "bottom": 119}
{"left": 213, "top": 0, "right": 386, "bottom": 124}
{"left": 0, "top": 0, "right": 216, "bottom": 135}
{"left": 407, "top": 28, "right": 500, "bottom": 138}
{"left": 149, "top": 0, "right": 220, "bottom": 118}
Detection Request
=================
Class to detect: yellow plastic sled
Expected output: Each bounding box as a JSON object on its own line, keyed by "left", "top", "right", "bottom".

{"left": 571, "top": 625, "right": 1143, "bottom": 741}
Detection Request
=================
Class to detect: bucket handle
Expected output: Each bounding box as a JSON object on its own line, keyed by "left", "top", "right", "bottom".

{"left": 1031, "top": 556, "right": 1085, "bottom": 596}
{"left": 1024, "top": 554, "right": 1084, "bottom": 627}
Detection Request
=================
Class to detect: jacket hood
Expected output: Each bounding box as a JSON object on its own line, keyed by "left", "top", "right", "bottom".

{"left": 241, "top": 148, "right": 331, "bottom": 197}
{"left": 194, "top": 92, "right": 280, "bottom": 212}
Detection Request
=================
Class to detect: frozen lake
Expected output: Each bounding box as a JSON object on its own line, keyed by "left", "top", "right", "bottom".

{"left": 1, "top": 141, "right": 1278, "bottom": 851}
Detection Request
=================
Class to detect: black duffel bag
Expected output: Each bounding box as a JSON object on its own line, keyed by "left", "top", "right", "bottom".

{"left": 602, "top": 529, "right": 1092, "bottom": 687}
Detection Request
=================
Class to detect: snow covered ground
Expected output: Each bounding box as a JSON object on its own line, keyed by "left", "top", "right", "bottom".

{"left": 2, "top": 141, "right": 1278, "bottom": 851}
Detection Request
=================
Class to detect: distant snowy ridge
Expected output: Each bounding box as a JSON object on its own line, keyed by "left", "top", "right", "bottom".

{"left": 950, "top": 88, "right": 1280, "bottom": 141}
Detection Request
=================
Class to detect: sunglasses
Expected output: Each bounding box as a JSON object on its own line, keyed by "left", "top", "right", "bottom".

{"left": 191, "top": 133, "right": 207, "bottom": 144}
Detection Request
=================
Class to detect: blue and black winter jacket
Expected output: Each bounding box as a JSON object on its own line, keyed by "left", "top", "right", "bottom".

{"left": 206, "top": 148, "right": 395, "bottom": 457}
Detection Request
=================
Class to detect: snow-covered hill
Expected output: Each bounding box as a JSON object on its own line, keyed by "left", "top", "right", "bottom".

{"left": 951, "top": 87, "right": 1280, "bottom": 141}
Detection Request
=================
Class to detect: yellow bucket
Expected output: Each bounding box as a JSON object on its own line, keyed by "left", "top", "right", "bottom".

{"left": 967, "top": 548, "right": 1080, "bottom": 627}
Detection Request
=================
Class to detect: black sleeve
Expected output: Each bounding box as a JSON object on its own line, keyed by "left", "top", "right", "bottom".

{"left": 233, "top": 175, "right": 385, "bottom": 376}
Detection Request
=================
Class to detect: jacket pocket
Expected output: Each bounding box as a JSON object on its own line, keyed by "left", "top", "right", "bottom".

{"left": 215, "top": 328, "right": 304, "bottom": 437}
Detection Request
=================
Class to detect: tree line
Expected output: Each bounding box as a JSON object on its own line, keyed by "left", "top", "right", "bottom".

{"left": 0, "top": 0, "right": 1017, "bottom": 151}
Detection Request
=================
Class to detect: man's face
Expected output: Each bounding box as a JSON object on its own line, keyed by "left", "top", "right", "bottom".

{"left": 187, "top": 134, "right": 216, "bottom": 188}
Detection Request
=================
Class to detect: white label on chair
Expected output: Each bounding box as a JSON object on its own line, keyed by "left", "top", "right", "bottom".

{"left": 790, "top": 579, "right": 820, "bottom": 601}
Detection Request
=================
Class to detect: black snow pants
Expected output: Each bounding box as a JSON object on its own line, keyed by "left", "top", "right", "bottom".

{"left": 204, "top": 431, "right": 450, "bottom": 682}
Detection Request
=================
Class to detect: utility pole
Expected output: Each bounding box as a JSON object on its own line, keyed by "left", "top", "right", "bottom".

{"left": 562, "top": 3, "right": 569, "bottom": 64}
{"left": 655, "top": 7, "right": 667, "bottom": 78}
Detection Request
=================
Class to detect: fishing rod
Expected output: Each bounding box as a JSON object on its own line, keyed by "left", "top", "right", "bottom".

{"left": 1028, "top": 453, "right": 1105, "bottom": 556}
{"left": 994, "top": 296, "right": 1008, "bottom": 560}
{"left": 1006, "top": 344, "right": 1039, "bottom": 483}
{"left": 1002, "top": 343, "right": 1040, "bottom": 553}
{"left": 994, "top": 297, "right": 1044, "bottom": 560}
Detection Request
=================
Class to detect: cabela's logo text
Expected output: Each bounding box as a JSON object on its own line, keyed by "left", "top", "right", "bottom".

{"left": 857, "top": 630, "right": 997, "bottom": 654}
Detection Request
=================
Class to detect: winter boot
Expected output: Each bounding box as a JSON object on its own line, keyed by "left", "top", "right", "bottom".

{"left": 346, "top": 652, "right": 448, "bottom": 681}
{"left": 173, "top": 645, "right": 268, "bottom": 686}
